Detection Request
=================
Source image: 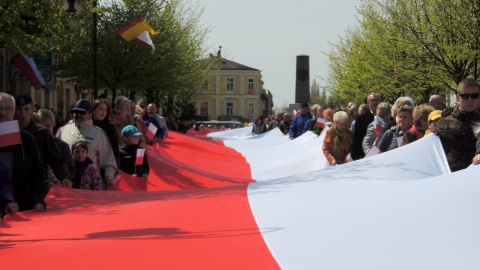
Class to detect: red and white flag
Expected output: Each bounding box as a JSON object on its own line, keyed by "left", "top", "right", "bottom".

{"left": 292, "top": 109, "right": 297, "bottom": 118}
{"left": 146, "top": 123, "right": 157, "bottom": 141}
{"left": 135, "top": 148, "right": 145, "bottom": 165}
{"left": 373, "top": 118, "right": 381, "bottom": 135}
{"left": 11, "top": 53, "right": 45, "bottom": 90}
{"left": 0, "top": 120, "right": 22, "bottom": 148}
{"left": 117, "top": 17, "right": 159, "bottom": 54}
{"left": 315, "top": 117, "right": 327, "bottom": 128}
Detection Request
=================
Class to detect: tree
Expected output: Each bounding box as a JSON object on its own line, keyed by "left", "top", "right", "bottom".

{"left": 60, "top": 0, "right": 211, "bottom": 116}
{"left": 326, "top": 0, "right": 478, "bottom": 106}
{"left": 0, "top": 0, "right": 77, "bottom": 55}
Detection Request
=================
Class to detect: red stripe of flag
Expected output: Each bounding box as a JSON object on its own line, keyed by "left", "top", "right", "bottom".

{"left": 0, "top": 120, "right": 21, "bottom": 148}
{"left": 373, "top": 118, "right": 381, "bottom": 135}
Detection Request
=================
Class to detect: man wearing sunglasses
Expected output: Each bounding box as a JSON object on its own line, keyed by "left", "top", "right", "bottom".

{"left": 435, "top": 78, "right": 480, "bottom": 172}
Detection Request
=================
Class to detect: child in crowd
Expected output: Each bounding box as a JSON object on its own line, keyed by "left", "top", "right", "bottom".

{"left": 71, "top": 141, "right": 102, "bottom": 190}
{"left": 119, "top": 125, "right": 149, "bottom": 178}
{"left": 401, "top": 130, "right": 418, "bottom": 146}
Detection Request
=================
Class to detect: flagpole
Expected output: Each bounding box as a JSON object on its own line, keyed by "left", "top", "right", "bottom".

{"left": 93, "top": 0, "right": 98, "bottom": 99}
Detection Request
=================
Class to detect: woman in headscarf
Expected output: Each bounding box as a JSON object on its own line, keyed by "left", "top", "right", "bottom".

{"left": 322, "top": 111, "right": 353, "bottom": 166}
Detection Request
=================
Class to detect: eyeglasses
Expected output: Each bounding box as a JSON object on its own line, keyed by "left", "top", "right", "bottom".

{"left": 458, "top": 93, "right": 480, "bottom": 100}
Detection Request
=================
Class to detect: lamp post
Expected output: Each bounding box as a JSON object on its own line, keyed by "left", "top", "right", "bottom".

{"left": 66, "top": 0, "right": 98, "bottom": 99}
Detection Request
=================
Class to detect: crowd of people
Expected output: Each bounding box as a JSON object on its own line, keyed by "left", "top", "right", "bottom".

{"left": 1, "top": 78, "right": 480, "bottom": 218}
{"left": 253, "top": 78, "right": 480, "bottom": 171}
{"left": 0, "top": 93, "right": 173, "bottom": 218}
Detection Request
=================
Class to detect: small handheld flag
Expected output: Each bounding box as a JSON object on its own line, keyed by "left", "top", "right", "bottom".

{"left": 315, "top": 117, "right": 326, "bottom": 128}
{"left": 0, "top": 120, "right": 22, "bottom": 148}
{"left": 146, "top": 123, "right": 158, "bottom": 141}
{"left": 135, "top": 149, "right": 145, "bottom": 165}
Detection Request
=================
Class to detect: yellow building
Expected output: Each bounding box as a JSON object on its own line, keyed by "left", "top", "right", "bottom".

{"left": 196, "top": 52, "right": 272, "bottom": 122}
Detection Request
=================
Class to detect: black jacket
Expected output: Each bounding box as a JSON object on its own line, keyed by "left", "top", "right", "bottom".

{"left": 0, "top": 129, "right": 46, "bottom": 212}
{"left": 351, "top": 110, "right": 374, "bottom": 160}
{"left": 119, "top": 144, "right": 149, "bottom": 176}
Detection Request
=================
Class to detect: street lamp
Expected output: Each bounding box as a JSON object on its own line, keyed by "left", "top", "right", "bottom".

{"left": 66, "top": 0, "right": 98, "bottom": 99}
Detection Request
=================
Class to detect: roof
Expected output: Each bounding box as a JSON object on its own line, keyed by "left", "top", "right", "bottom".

{"left": 219, "top": 58, "right": 259, "bottom": 71}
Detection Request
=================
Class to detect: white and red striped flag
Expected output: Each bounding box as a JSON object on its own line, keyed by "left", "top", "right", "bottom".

{"left": 292, "top": 109, "right": 297, "bottom": 118}
{"left": 0, "top": 120, "right": 22, "bottom": 148}
{"left": 11, "top": 53, "right": 45, "bottom": 90}
{"left": 373, "top": 117, "right": 381, "bottom": 135}
{"left": 146, "top": 123, "right": 157, "bottom": 141}
{"left": 315, "top": 117, "right": 327, "bottom": 128}
{"left": 135, "top": 148, "right": 145, "bottom": 165}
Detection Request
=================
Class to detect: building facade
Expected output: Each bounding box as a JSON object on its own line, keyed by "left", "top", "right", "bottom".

{"left": 196, "top": 52, "right": 272, "bottom": 122}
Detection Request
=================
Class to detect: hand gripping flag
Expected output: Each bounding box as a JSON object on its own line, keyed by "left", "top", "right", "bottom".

{"left": 11, "top": 53, "right": 45, "bottom": 90}
{"left": 135, "top": 149, "right": 145, "bottom": 165}
{"left": 0, "top": 120, "right": 22, "bottom": 148}
{"left": 117, "top": 18, "right": 159, "bottom": 53}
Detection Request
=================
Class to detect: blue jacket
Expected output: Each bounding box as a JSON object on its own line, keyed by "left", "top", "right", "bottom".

{"left": 289, "top": 113, "right": 313, "bottom": 138}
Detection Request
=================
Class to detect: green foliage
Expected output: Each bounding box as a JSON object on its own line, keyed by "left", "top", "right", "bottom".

{"left": 0, "top": 0, "right": 79, "bottom": 55}
{"left": 60, "top": 0, "right": 211, "bottom": 116}
{"left": 327, "top": 0, "right": 480, "bottom": 107}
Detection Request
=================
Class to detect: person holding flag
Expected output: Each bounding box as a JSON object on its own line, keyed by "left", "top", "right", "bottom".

{"left": 0, "top": 92, "right": 46, "bottom": 214}
{"left": 119, "top": 125, "right": 149, "bottom": 178}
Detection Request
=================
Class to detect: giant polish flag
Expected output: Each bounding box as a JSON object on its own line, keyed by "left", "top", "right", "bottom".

{"left": 11, "top": 53, "right": 45, "bottom": 90}
{"left": 0, "top": 120, "right": 21, "bottom": 148}
{"left": 3, "top": 131, "right": 480, "bottom": 269}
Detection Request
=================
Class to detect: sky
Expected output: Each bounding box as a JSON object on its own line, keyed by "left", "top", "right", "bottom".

{"left": 195, "top": 0, "right": 362, "bottom": 109}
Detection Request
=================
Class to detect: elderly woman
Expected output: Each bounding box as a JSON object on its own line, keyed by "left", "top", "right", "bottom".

{"left": 362, "top": 102, "right": 392, "bottom": 154}
{"left": 322, "top": 111, "right": 353, "bottom": 166}
{"left": 377, "top": 105, "right": 414, "bottom": 152}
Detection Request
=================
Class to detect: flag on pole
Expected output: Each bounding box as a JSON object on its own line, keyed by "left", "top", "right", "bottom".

{"left": 146, "top": 123, "right": 158, "bottom": 141}
{"left": 117, "top": 18, "right": 159, "bottom": 53}
{"left": 315, "top": 117, "right": 327, "bottom": 128}
{"left": 11, "top": 53, "right": 45, "bottom": 90}
{"left": 135, "top": 149, "right": 145, "bottom": 165}
{"left": 0, "top": 120, "right": 22, "bottom": 148}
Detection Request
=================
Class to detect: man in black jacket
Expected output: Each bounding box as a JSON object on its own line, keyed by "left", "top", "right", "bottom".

{"left": 0, "top": 92, "right": 46, "bottom": 214}
{"left": 435, "top": 78, "right": 480, "bottom": 171}
{"left": 351, "top": 92, "right": 382, "bottom": 160}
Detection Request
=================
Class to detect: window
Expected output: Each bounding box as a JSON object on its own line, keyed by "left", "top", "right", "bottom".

{"left": 226, "top": 78, "right": 234, "bottom": 90}
{"left": 200, "top": 102, "right": 208, "bottom": 116}
{"left": 202, "top": 80, "right": 208, "bottom": 90}
{"left": 248, "top": 79, "right": 254, "bottom": 89}
{"left": 226, "top": 102, "right": 234, "bottom": 115}
{"left": 248, "top": 103, "right": 255, "bottom": 121}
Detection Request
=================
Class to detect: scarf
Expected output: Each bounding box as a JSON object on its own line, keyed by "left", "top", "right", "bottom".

{"left": 332, "top": 124, "right": 353, "bottom": 161}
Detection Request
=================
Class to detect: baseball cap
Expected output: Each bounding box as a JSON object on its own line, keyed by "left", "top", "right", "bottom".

{"left": 121, "top": 125, "right": 142, "bottom": 137}
{"left": 428, "top": 110, "right": 442, "bottom": 122}
{"left": 71, "top": 99, "right": 92, "bottom": 113}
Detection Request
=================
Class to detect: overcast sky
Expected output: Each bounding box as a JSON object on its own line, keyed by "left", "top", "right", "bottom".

{"left": 196, "top": 0, "right": 362, "bottom": 109}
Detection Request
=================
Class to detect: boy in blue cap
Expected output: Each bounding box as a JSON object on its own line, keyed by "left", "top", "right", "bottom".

{"left": 119, "top": 125, "right": 149, "bottom": 178}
